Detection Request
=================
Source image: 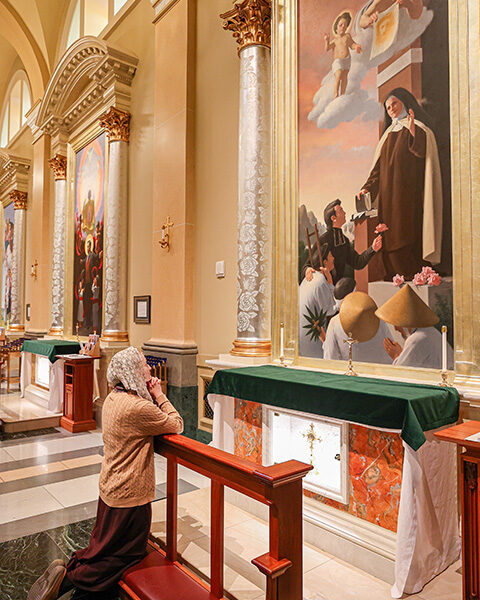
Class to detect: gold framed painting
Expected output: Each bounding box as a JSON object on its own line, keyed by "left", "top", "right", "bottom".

{"left": 272, "top": 0, "right": 480, "bottom": 393}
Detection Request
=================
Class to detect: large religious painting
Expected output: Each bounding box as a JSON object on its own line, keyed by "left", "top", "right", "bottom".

{"left": 297, "top": 0, "right": 453, "bottom": 371}
{"left": 72, "top": 133, "right": 105, "bottom": 336}
{"left": 1, "top": 202, "right": 14, "bottom": 324}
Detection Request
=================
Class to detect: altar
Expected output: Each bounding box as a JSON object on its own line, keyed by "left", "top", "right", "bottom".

{"left": 207, "top": 365, "right": 461, "bottom": 598}
{"left": 20, "top": 339, "right": 81, "bottom": 413}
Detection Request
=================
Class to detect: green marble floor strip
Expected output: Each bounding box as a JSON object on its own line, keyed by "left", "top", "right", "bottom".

{"left": 0, "top": 428, "right": 97, "bottom": 447}
{"left": 0, "top": 446, "right": 104, "bottom": 473}
{"left": 0, "top": 462, "right": 102, "bottom": 494}
{"left": 0, "top": 427, "right": 60, "bottom": 443}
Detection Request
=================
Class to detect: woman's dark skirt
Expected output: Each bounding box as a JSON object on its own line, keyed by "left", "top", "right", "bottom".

{"left": 66, "top": 497, "right": 152, "bottom": 592}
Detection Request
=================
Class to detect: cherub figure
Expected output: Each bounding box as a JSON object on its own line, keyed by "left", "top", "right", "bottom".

{"left": 324, "top": 11, "right": 362, "bottom": 99}
{"left": 359, "top": 0, "right": 423, "bottom": 28}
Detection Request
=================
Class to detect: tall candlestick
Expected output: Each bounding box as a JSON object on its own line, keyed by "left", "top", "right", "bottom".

{"left": 442, "top": 325, "right": 447, "bottom": 373}
{"left": 279, "top": 322, "right": 285, "bottom": 361}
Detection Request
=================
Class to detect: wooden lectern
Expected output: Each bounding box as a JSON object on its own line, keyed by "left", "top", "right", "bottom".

{"left": 435, "top": 421, "right": 480, "bottom": 600}
{"left": 60, "top": 356, "right": 96, "bottom": 433}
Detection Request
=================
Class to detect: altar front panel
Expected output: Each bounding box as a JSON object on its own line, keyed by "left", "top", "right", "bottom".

{"left": 233, "top": 398, "right": 403, "bottom": 533}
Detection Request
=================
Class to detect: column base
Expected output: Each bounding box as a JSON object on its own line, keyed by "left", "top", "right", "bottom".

{"left": 8, "top": 324, "right": 25, "bottom": 333}
{"left": 48, "top": 327, "right": 64, "bottom": 337}
{"left": 101, "top": 330, "right": 129, "bottom": 343}
{"left": 231, "top": 339, "right": 271, "bottom": 357}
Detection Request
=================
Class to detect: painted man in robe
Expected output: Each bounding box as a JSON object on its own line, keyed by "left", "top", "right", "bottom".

{"left": 302, "top": 199, "right": 382, "bottom": 285}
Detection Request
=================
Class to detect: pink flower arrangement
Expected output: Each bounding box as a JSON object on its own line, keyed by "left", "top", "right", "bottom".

{"left": 375, "top": 223, "right": 389, "bottom": 235}
{"left": 393, "top": 268, "right": 442, "bottom": 287}
{"left": 392, "top": 274, "right": 405, "bottom": 287}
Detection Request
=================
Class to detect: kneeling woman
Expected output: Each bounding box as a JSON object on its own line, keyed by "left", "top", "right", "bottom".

{"left": 28, "top": 346, "right": 183, "bottom": 600}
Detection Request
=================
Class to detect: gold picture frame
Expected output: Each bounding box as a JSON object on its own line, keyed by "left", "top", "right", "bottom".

{"left": 272, "top": 0, "right": 480, "bottom": 395}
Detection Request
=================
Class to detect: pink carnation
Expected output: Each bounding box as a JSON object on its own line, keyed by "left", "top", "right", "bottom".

{"left": 421, "top": 266, "right": 435, "bottom": 277}
{"left": 413, "top": 272, "right": 427, "bottom": 286}
{"left": 392, "top": 274, "right": 405, "bottom": 287}
{"left": 375, "top": 223, "right": 389, "bottom": 235}
{"left": 428, "top": 273, "right": 442, "bottom": 286}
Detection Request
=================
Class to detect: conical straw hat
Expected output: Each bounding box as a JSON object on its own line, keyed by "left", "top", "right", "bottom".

{"left": 374, "top": 284, "right": 439, "bottom": 328}
{"left": 339, "top": 292, "right": 379, "bottom": 343}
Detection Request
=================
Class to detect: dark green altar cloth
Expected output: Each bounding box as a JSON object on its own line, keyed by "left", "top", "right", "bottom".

{"left": 21, "top": 339, "right": 81, "bottom": 363}
{"left": 206, "top": 365, "right": 459, "bottom": 450}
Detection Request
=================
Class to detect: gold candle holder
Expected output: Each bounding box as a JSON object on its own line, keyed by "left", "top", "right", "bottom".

{"left": 344, "top": 333, "right": 358, "bottom": 376}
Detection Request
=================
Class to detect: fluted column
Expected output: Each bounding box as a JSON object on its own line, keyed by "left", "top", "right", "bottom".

{"left": 48, "top": 154, "right": 67, "bottom": 335}
{"left": 9, "top": 191, "right": 27, "bottom": 332}
{"left": 221, "top": 0, "right": 272, "bottom": 357}
{"left": 99, "top": 107, "right": 130, "bottom": 342}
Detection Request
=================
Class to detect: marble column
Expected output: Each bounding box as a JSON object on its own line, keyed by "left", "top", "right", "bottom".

{"left": 48, "top": 154, "right": 67, "bottom": 335}
{"left": 9, "top": 191, "right": 27, "bottom": 332}
{"left": 221, "top": 0, "right": 272, "bottom": 357}
{"left": 99, "top": 107, "right": 130, "bottom": 342}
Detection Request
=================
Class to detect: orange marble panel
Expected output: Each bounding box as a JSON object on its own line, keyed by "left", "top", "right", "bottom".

{"left": 232, "top": 400, "right": 404, "bottom": 532}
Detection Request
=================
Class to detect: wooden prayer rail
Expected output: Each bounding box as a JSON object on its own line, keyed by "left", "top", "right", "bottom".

{"left": 119, "top": 434, "right": 312, "bottom": 600}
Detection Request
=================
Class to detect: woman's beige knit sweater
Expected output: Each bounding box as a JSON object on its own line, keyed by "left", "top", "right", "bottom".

{"left": 99, "top": 390, "right": 183, "bottom": 508}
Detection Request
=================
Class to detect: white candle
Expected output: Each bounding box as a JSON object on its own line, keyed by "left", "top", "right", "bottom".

{"left": 442, "top": 325, "right": 447, "bottom": 372}
{"left": 280, "top": 322, "right": 285, "bottom": 359}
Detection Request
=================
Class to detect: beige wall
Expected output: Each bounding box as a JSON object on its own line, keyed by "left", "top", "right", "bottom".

{"left": 194, "top": 0, "right": 239, "bottom": 361}
{"left": 105, "top": 0, "right": 154, "bottom": 349}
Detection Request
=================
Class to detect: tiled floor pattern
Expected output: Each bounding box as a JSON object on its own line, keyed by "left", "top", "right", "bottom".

{"left": 150, "top": 487, "right": 462, "bottom": 600}
{"left": 0, "top": 420, "right": 462, "bottom": 600}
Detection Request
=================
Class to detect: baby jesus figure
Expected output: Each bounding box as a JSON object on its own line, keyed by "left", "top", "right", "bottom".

{"left": 359, "top": 0, "right": 423, "bottom": 28}
{"left": 325, "top": 11, "right": 362, "bottom": 99}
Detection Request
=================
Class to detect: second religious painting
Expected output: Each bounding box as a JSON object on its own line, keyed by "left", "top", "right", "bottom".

{"left": 297, "top": 0, "right": 453, "bottom": 370}
{"left": 72, "top": 132, "right": 105, "bottom": 336}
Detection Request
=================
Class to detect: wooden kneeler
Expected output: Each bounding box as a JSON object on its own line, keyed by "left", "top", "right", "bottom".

{"left": 118, "top": 434, "right": 312, "bottom": 600}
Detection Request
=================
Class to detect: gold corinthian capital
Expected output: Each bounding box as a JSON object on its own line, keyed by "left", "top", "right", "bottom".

{"left": 220, "top": 0, "right": 271, "bottom": 55}
{"left": 48, "top": 154, "right": 67, "bottom": 181}
{"left": 10, "top": 190, "right": 27, "bottom": 210}
{"left": 99, "top": 107, "right": 131, "bottom": 143}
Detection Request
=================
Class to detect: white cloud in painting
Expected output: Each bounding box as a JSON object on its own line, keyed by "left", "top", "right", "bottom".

{"left": 308, "top": 2, "right": 434, "bottom": 130}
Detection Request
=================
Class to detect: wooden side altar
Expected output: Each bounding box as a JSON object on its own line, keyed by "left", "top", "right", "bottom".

{"left": 435, "top": 421, "right": 480, "bottom": 600}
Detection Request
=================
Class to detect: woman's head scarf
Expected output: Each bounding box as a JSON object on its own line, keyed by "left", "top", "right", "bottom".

{"left": 107, "top": 346, "right": 152, "bottom": 401}
{"left": 382, "top": 87, "right": 434, "bottom": 134}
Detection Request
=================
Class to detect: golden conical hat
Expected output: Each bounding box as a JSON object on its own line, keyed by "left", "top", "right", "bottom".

{"left": 374, "top": 284, "right": 439, "bottom": 328}
{"left": 339, "top": 292, "right": 379, "bottom": 343}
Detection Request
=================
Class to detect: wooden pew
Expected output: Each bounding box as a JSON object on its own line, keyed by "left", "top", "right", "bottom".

{"left": 118, "top": 434, "right": 312, "bottom": 600}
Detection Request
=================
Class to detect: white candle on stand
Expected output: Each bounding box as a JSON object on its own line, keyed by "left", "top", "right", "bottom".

{"left": 441, "top": 325, "right": 447, "bottom": 372}
{"left": 280, "top": 322, "right": 285, "bottom": 360}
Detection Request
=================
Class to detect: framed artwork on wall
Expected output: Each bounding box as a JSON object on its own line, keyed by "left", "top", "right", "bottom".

{"left": 272, "top": 0, "right": 479, "bottom": 387}
{"left": 26, "top": 303, "right": 30, "bottom": 321}
{"left": 134, "top": 296, "right": 151, "bottom": 324}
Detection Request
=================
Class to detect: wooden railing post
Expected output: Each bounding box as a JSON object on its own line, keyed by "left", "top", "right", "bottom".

{"left": 211, "top": 480, "right": 224, "bottom": 599}
{"left": 166, "top": 454, "right": 178, "bottom": 563}
{"left": 267, "top": 478, "right": 304, "bottom": 600}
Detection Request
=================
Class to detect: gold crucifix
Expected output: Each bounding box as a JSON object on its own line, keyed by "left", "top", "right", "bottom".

{"left": 343, "top": 332, "right": 359, "bottom": 376}
{"left": 302, "top": 423, "right": 322, "bottom": 474}
{"left": 159, "top": 216, "right": 174, "bottom": 251}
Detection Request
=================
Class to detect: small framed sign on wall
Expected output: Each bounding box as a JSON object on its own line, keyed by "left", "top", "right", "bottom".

{"left": 26, "top": 303, "right": 31, "bottom": 321}
{"left": 134, "top": 295, "right": 151, "bottom": 324}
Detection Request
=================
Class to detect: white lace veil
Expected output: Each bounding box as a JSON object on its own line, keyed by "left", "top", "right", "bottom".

{"left": 107, "top": 346, "right": 152, "bottom": 401}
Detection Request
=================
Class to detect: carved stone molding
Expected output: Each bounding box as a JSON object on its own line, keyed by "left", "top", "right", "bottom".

{"left": 99, "top": 107, "right": 130, "bottom": 143}
{"left": 10, "top": 190, "right": 27, "bottom": 210}
{"left": 48, "top": 154, "right": 67, "bottom": 180}
{"left": 220, "top": 0, "right": 272, "bottom": 54}
{"left": 35, "top": 37, "right": 138, "bottom": 139}
{"left": 0, "top": 152, "right": 31, "bottom": 204}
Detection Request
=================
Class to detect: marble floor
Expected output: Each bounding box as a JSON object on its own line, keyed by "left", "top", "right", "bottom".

{"left": 0, "top": 423, "right": 462, "bottom": 599}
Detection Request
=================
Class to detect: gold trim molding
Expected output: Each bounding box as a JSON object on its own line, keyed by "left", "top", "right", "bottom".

{"left": 101, "top": 330, "right": 129, "bottom": 343}
{"left": 10, "top": 190, "right": 27, "bottom": 210}
{"left": 99, "top": 107, "right": 131, "bottom": 143}
{"left": 48, "top": 327, "right": 64, "bottom": 337}
{"left": 8, "top": 324, "right": 25, "bottom": 332}
{"left": 220, "top": 0, "right": 272, "bottom": 55}
{"left": 231, "top": 339, "right": 271, "bottom": 357}
{"left": 48, "top": 154, "right": 67, "bottom": 180}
